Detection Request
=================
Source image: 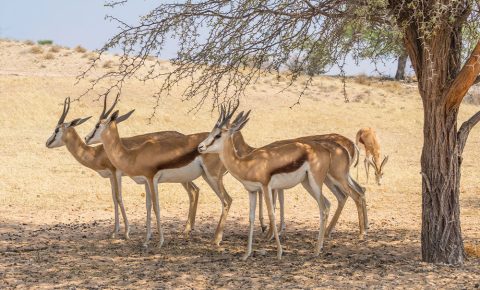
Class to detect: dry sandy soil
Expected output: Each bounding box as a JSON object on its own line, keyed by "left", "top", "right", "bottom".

{"left": 0, "top": 39, "right": 479, "bottom": 289}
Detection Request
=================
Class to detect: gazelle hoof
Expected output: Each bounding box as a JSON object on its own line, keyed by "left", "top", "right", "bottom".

{"left": 261, "top": 225, "right": 267, "bottom": 233}
{"left": 358, "top": 233, "right": 367, "bottom": 240}
{"left": 241, "top": 253, "right": 251, "bottom": 261}
{"left": 277, "top": 250, "right": 283, "bottom": 260}
{"left": 124, "top": 232, "right": 130, "bottom": 240}
{"left": 158, "top": 238, "right": 165, "bottom": 249}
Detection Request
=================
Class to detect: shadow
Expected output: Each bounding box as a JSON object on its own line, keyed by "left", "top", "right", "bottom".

{"left": 1, "top": 218, "right": 479, "bottom": 288}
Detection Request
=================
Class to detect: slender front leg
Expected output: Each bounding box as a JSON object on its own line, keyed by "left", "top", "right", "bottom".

{"left": 143, "top": 183, "right": 153, "bottom": 248}
{"left": 364, "top": 158, "right": 369, "bottom": 184}
{"left": 202, "top": 173, "right": 232, "bottom": 246}
{"left": 262, "top": 185, "right": 283, "bottom": 260}
{"left": 242, "top": 191, "right": 257, "bottom": 260}
{"left": 149, "top": 178, "right": 164, "bottom": 248}
{"left": 181, "top": 182, "right": 197, "bottom": 237}
{"left": 258, "top": 191, "right": 267, "bottom": 232}
{"left": 189, "top": 182, "right": 200, "bottom": 231}
{"left": 115, "top": 171, "right": 130, "bottom": 239}
{"left": 324, "top": 178, "right": 348, "bottom": 237}
{"left": 109, "top": 175, "right": 120, "bottom": 239}
{"left": 278, "top": 189, "right": 286, "bottom": 234}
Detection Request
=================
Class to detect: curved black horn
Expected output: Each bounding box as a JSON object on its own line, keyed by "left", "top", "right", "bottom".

{"left": 102, "top": 92, "right": 119, "bottom": 119}
{"left": 58, "top": 97, "right": 70, "bottom": 124}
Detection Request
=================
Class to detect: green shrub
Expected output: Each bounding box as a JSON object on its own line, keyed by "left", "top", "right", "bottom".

{"left": 37, "top": 40, "right": 53, "bottom": 45}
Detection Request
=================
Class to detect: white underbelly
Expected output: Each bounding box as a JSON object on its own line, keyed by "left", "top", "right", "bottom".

{"left": 240, "top": 180, "right": 263, "bottom": 192}
{"left": 156, "top": 156, "right": 203, "bottom": 183}
{"left": 269, "top": 162, "right": 309, "bottom": 190}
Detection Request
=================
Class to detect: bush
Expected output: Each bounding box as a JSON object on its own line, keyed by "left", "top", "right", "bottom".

{"left": 29, "top": 46, "right": 43, "bottom": 54}
{"left": 102, "top": 60, "right": 114, "bottom": 68}
{"left": 37, "top": 40, "right": 53, "bottom": 45}
{"left": 44, "top": 53, "right": 55, "bottom": 60}
{"left": 49, "top": 46, "right": 61, "bottom": 53}
{"left": 74, "top": 45, "right": 87, "bottom": 53}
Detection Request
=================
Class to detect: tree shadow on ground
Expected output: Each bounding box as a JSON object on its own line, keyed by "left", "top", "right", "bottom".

{"left": 1, "top": 218, "right": 479, "bottom": 288}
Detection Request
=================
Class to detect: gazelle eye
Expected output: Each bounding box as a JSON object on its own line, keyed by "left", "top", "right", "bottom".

{"left": 214, "top": 134, "right": 221, "bottom": 139}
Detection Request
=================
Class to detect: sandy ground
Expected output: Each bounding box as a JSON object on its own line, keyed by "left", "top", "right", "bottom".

{"left": 0, "top": 39, "right": 479, "bottom": 289}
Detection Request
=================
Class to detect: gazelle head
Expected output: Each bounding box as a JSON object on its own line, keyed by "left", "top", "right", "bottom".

{"left": 198, "top": 102, "right": 250, "bottom": 154}
{"left": 46, "top": 97, "right": 91, "bottom": 148}
{"left": 369, "top": 155, "right": 389, "bottom": 185}
{"left": 84, "top": 93, "right": 134, "bottom": 145}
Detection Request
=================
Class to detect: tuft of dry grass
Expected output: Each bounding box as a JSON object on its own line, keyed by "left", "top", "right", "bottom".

{"left": 74, "top": 45, "right": 87, "bottom": 53}
{"left": 44, "top": 53, "right": 55, "bottom": 60}
{"left": 102, "top": 60, "right": 114, "bottom": 68}
{"left": 354, "top": 74, "right": 372, "bottom": 86}
{"left": 24, "top": 40, "right": 35, "bottom": 46}
{"left": 28, "top": 46, "right": 43, "bottom": 54}
{"left": 465, "top": 243, "right": 480, "bottom": 258}
{"left": 48, "top": 46, "right": 61, "bottom": 53}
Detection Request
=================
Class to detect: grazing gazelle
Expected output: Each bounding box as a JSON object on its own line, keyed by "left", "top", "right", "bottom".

{"left": 46, "top": 97, "right": 200, "bottom": 239}
{"left": 85, "top": 107, "right": 232, "bottom": 248}
{"left": 198, "top": 107, "right": 367, "bottom": 260}
{"left": 356, "top": 127, "right": 389, "bottom": 185}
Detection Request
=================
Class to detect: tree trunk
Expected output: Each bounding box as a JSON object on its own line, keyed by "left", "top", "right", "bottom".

{"left": 395, "top": 53, "right": 408, "bottom": 80}
{"left": 420, "top": 101, "right": 465, "bottom": 264}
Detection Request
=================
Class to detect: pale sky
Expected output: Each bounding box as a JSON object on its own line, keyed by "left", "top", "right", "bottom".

{"left": 0, "top": 0, "right": 409, "bottom": 76}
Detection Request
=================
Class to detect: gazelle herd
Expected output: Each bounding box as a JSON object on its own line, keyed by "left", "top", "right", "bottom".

{"left": 46, "top": 95, "right": 388, "bottom": 260}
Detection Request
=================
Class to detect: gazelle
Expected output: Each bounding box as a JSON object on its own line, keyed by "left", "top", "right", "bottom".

{"left": 356, "top": 127, "right": 389, "bottom": 185}
{"left": 85, "top": 107, "right": 232, "bottom": 248}
{"left": 198, "top": 108, "right": 367, "bottom": 260}
{"left": 235, "top": 132, "right": 362, "bottom": 238}
{"left": 46, "top": 97, "right": 200, "bottom": 239}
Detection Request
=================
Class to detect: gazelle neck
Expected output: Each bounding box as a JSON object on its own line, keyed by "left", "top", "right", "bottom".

{"left": 232, "top": 132, "right": 255, "bottom": 156}
{"left": 100, "top": 122, "right": 131, "bottom": 169}
{"left": 62, "top": 127, "right": 97, "bottom": 168}
{"left": 219, "top": 134, "right": 249, "bottom": 179}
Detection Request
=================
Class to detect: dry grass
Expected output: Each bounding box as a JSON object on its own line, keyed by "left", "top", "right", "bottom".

{"left": 23, "top": 40, "right": 34, "bottom": 46}
{"left": 102, "top": 60, "right": 114, "bottom": 68}
{"left": 43, "top": 53, "right": 55, "bottom": 60}
{"left": 0, "top": 39, "right": 479, "bottom": 288}
{"left": 465, "top": 243, "right": 480, "bottom": 258}
{"left": 354, "top": 74, "right": 372, "bottom": 86}
{"left": 28, "top": 46, "right": 43, "bottom": 54}
{"left": 48, "top": 45, "right": 61, "bottom": 53}
{"left": 74, "top": 45, "right": 87, "bottom": 53}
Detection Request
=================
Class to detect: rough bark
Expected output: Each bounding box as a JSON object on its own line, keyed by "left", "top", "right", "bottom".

{"left": 395, "top": 53, "right": 408, "bottom": 80}
{"left": 403, "top": 16, "right": 479, "bottom": 263}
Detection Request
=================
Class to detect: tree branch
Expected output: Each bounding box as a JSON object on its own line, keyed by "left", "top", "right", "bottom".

{"left": 445, "top": 41, "right": 480, "bottom": 110}
{"left": 457, "top": 110, "right": 480, "bottom": 155}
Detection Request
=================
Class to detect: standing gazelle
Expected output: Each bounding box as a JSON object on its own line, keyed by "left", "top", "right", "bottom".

{"left": 198, "top": 107, "right": 367, "bottom": 260}
{"left": 46, "top": 97, "right": 200, "bottom": 239}
{"left": 235, "top": 131, "right": 363, "bottom": 239}
{"left": 356, "top": 127, "right": 389, "bottom": 185}
{"left": 85, "top": 107, "right": 232, "bottom": 248}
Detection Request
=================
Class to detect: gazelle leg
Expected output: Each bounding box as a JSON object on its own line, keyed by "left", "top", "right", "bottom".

{"left": 181, "top": 182, "right": 199, "bottom": 237}
{"left": 258, "top": 191, "right": 267, "bottom": 232}
{"left": 278, "top": 189, "right": 286, "bottom": 234}
{"left": 364, "top": 158, "right": 369, "bottom": 184}
{"left": 143, "top": 183, "right": 153, "bottom": 248}
{"left": 201, "top": 173, "right": 232, "bottom": 246}
{"left": 302, "top": 176, "right": 329, "bottom": 256}
{"left": 148, "top": 178, "right": 164, "bottom": 248}
{"left": 109, "top": 175, "right": 120, "bottom": 239}
{"left": 262, "top": 185, "right": 283, "bottom": 260}
{"left": 189, "top": 182, "right": 200, "bottom": 231}
{"left": 115, "top": 171, "right": 130, "bottom": 239}
{"left": 324, "top": 177, "right": 348, "bottom": 237}
{"left": 242, "top": 191, "right": 257, "bottom": 260}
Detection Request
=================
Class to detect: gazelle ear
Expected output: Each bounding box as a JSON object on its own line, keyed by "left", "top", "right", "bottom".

{"left": 380, "top": 155, "right": 389, "bottom": 170}
{"left": 67, "top": 116, "right": 92, "bottom": 127}
{"left": 108, "top": 110, "right": 120, "bottom": 123}
{"left": 115, "top": 109, "right": 135, "bottom": 124}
